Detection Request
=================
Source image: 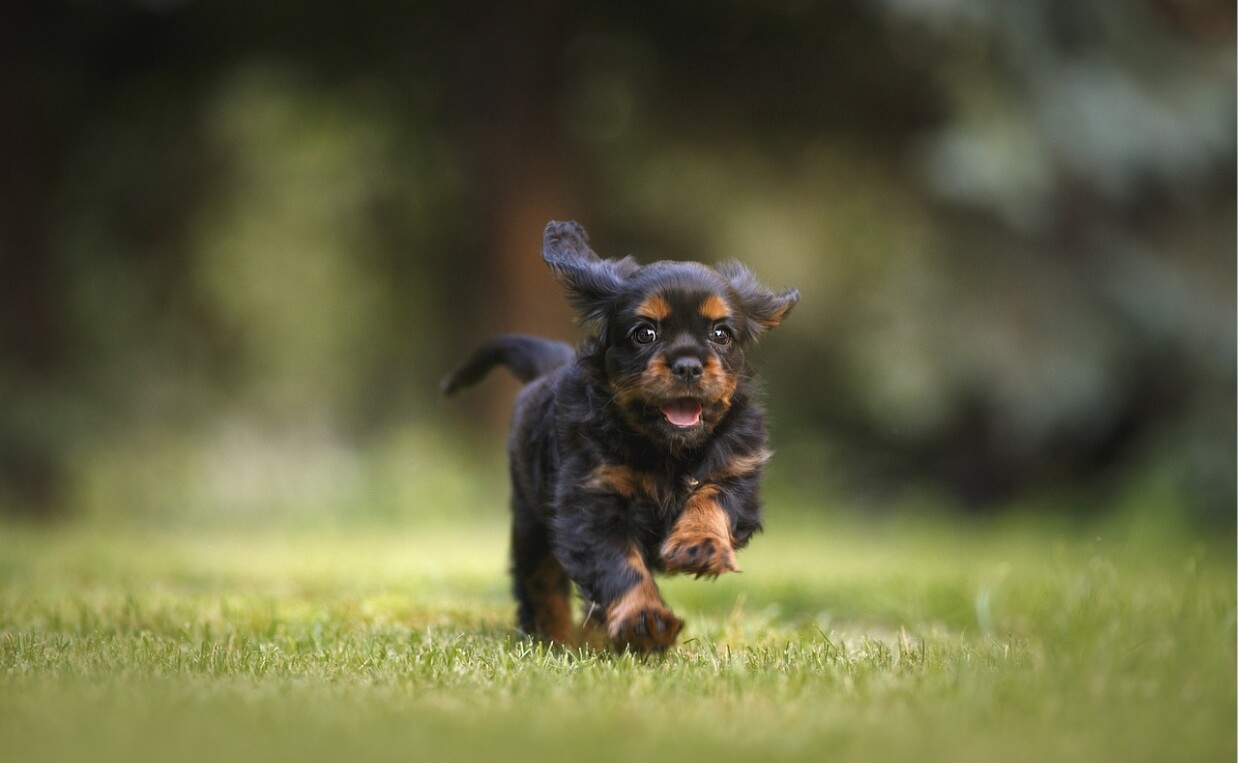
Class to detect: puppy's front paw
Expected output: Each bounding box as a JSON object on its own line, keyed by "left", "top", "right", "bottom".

{"left": 609, "top": 605, "right": 684, "bottom": 653}
{"left": 660, "top": 532, "right": 739, "bottom": 579}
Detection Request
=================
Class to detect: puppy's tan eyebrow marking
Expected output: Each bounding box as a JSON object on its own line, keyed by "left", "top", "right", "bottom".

{"left": 699, "top": 294, "right": 731, "bottom": 321}
{"left": 636, "top": 294, "right": 672, "bottom": 321}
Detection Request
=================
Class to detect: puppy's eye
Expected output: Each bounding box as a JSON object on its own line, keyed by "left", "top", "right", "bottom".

{"left": 710, "top": 326, "right": 733, "bottom": 346}
{"left": 632, "top": 326, "right": 658, "bottom": 345}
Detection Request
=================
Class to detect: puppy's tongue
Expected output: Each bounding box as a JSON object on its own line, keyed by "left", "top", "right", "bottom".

{"left": 661, "top": 398, "right": 703, "bottom": 428}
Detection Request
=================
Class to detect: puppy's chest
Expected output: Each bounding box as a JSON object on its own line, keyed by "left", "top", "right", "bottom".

{"left": 585, "top": 463, "right": 699, "bottom": 517}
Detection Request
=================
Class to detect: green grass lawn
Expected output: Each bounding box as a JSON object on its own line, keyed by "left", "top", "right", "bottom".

{"left": 1, "top": 511, "right": 1233, "bottom": 763}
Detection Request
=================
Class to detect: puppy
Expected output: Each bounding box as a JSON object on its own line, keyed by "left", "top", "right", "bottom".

{"left": 442, "top": 221, "right": 797, "bottom": 652}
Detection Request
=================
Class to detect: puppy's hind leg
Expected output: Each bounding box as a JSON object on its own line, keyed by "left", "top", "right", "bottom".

{"left": 510, "top": 511, "right": 574, "bottom": 645}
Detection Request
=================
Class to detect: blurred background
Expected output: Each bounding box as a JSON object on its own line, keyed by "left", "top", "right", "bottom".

{"left": 1, "top": 0, "right": 1233, "bottom": 529}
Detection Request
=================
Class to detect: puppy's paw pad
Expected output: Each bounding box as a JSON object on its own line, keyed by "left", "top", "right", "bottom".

{"left": 611, "top": 607, "right": 683, "bottom": 653}
{"left": 661, "top": 533, "right": 739, "bottom": 577}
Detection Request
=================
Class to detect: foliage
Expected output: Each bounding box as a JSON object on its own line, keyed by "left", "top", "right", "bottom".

{"left": 1, "top": 1, "right": 1233, "bottom": 521}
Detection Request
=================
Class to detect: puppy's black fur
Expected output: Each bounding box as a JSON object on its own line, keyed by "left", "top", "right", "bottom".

{"left": 443, "top": 221, "right": 797, "bottom": 652}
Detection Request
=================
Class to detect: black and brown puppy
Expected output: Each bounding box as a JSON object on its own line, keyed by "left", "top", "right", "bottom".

{"left": 442, "top": 221, "right": 797, "bottom": 652}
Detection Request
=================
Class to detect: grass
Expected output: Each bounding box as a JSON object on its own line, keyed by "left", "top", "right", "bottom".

{"left": 0, "top": 510, "right": 1233, "bottom": 763}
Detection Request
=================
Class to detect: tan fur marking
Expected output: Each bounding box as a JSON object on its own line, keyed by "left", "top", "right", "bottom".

{"left": 616, "top": 355, "right": 733, "bottom": 410}
{"left": 660, "top": 485, "right": 739, "bottom": 576}
{"left": 756, "top": 299, "right": 793, "bottom": 329}
{"left": 707, "top": 448, "right": 772, "bottom": 481}
{"left": 605, "top": 544, "right": 683, "bottom": 650}
{"left": 701, "top": 356, "right": 738, "bottom": 409}
{"left": 586, "top": 464, "right": 665, "bottom": 503}
{"left": 611, "top": 352, "right": 738, "bottom": 434}
{"left": 606, "top": 581, "right": 660, "bottom": 628}
{"left": 700, "top": 294, "right": 731, "bottom": 321}
{"left": 679, "top": 486, "right": 734, "bottom": 542}
{"left": 647, "top": 356, "right": 675, "bottom": 385}
{"left": 612, "top": 356, "right": 672, "bottom": 410}
{"left": 636, "top": 294, "right": 672, "bottom": 321}
{"left": 586, "top": 464, "right": 639, "bottom": 499}
{"left": 526, "top": 556, "right": 573, "bottom": 644}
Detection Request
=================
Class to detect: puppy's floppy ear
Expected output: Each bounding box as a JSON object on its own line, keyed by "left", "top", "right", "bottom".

{"left": 543, "top": 220, "right": 638, "bottom": 326}
{"left": 716, "top": 260, "right": 799, "bottom": 339}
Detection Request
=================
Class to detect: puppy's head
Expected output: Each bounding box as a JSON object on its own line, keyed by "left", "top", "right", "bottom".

{"left": 543, "top": 220, "right": 798, "bottom": 451}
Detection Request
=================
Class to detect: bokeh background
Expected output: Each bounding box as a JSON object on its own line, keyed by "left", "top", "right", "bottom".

{"left": 2, "top": 0, "right": 1234, "bottom": 529}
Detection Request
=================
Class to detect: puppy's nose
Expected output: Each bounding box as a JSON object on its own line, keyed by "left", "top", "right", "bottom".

{"left": 671, "top": 357, "right": 704, "bottom": 381}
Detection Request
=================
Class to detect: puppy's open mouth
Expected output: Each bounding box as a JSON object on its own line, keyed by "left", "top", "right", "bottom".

{"left": 660, "top": 398, "right": 703, "bottom": 428}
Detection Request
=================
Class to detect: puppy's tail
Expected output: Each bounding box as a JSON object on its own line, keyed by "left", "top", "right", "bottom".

{"left": 440, "top": 335, "right": 575, "bottom": 396}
